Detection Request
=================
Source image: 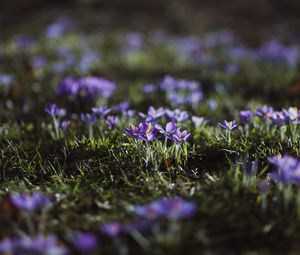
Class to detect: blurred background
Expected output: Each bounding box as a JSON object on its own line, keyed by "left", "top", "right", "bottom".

{"left": 1, "top": 0, "right": 300, "bottom": 108}
{"left": 1, "top": 0, "right": 300, "bottom": 41}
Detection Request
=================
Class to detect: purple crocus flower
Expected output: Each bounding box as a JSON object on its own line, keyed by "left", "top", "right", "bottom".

{"left": 255, "top": 40, "right": 299, "bottom": 67}
{"left": 92, "top": 106, "right": 111, "bottom": 117}
{"left": 160, "top": 76, "right": 203, "bottom": 106}
{"left": 165, "top": 109, "right": 189, "bottom": 122}
{"left": 270, "top": 111, "right": 289, "bottom": 126}
{"left": 15, "top": 235, "right": 67, "bottom": 255}
{"left": 268, "top": 155, "right": 300, "bottom": 184}
{"left": 171, "top": 129, "right": 191, "bottom": 143}
{"left": 44, "top": 104, "right": 66, "bottom": 118}
{"left": 139, "top": 106, "right": 165, "bottom": 122}
{"left": 159, "top": 75, "right": 177, "bottom": 90}
{"left": 57, "top": 76, "right": 116, "bottom": 99}
{"left": 138, "top": 123, "right": 159, "bottom": 142}
{"left": 142, "top": 125, "right": 160, "bottom": 142}
{"left": 155, "top": 121, "right": 177, "bottom": 135}
{"left": 78, "top": 77, "right": 116, "bottom": 99}
{"left": 166, "top": 197, "right": 197, "bottom": 219}
{"left": 57, "top": 76, "right": 79, "bottom": 96}
{"left": 282, "top": 107, "right": 300, "bottom": 123}
{"left": 125, "top": 122, "right": 159, "bottom": 142}
{"left": 101, "top": 222, "right": 124, "bottom": 238}
{"left": 156, "top": 122, "right": 190, "bottom": 143}
{"left": 134, "top": 197, "right": 196, "bottom": 220}
{"left": 58, "top": 120, "right": 71, "bottom": 130}
{"left": 10, "top": 192, "right": 51, "bottom": 212}
{"left": 256, "top": 106, "right": 274, "bottom": 119}
{"left": 268, "top": 155, "right": 298, "bottom": 171}
{"left": 192, "top": 116, "right": 205, "bottom": 128}
{"left": 125, "top": 123, "right": 142, "bottom": 138}
{"left": 81, "top": 113, "right": 97, "bottom": 124}
{"left": 134, "top": 199, "right": 170, "bottom": 220}
{"left": 239, "top": 110, "right": 254, "bottom": 123}
{"left": 219, "top": 120, "right": 238, "bottom": 130}
{"left": 72, "top": 232, "right": 97, "bottom": 254}
{"left": 106, "top": 115, "right": 118, "bottom": 129}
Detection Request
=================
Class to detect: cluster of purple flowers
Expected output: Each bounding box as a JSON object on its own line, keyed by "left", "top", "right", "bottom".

{"left": 139, "top": 106, "right": 165, "bottom": 122}
{"left": 125, "top": 121, "right": 190, "bottom": 143}
{"left": 101, "top": 197, "right": 196, "bottom": 238}
{"left": 45, "top": 103, "right": 127, "bottom": 135}
{"left": 156, "top": 122, "right": 191, "bottom": 143}
{"left": 82, "top": 106, "right": 119, "bottom": 129}
{"left": 152, "top": 30, "right": 234, "bottom": 66}
{"left": 0, "top": 195, "right": 196, "bottom": 253}
{"left": 7, "top": 27, "right": 300, "bottom": 81}
{"left": 1, "top": 191, "right": 98, "bottom": 254}
{"left": 133, "top": 197, "right": 196, "bottom": 220}
{"left": 57, "top": 76, "right": 116, "bottom": 99}
{"left": 268, "top": 155, "right": 300, "bottom": 184}
{"left": 0, "top": 235, "right": 67, "bottom": 255}
{"left": 44, "top": 104, "right": 71, "bottom": 132}
{"left": 22, "top": 45, "right": 101, "bottom": 75}
{"left": 10, "top": 192, "right": 51, "bottom": 212}
{"left": 227, "top": 39, "right": 299, "bottom": 68}
{"left": 41, "top": 103, "right": 196, "bottom": 142}
{"left": 142, "top": 76, "right": 203, "bottom": 106}
{"left": 155, "top": 31, "right": 300, "bottom": 70}
{"left": 139, "top": 106, "right": 189, "bottom": 123}
{"left": 159, "top": 75, "right": 203, "bottom": 106}
{"left": 239, "top": 106, "right": 300, "bottom": 126}
{"left": 255, "top": 40, "right": 299, "bottom": 67}
{"left": 45, "top": 103, "right": 121, "bottom": 132}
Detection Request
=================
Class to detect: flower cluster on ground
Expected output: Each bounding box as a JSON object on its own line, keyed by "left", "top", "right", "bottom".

{"left": 2, "top": 9, "right": 300, "bottom": 255}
